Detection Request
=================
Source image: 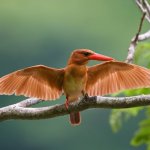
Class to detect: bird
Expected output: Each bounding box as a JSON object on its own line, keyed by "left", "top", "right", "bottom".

{"left": 0, "top": 49, "right": 150, "bottom": 125}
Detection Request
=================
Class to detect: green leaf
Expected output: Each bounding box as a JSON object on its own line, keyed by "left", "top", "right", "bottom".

{"left": 131, "top": 119, "right": 150, "bottom": 147}
{"left": 134, "top": 43, "right": 150, "bottom": 67}
{"left": 109, "top": 110, "right": 122, "bottom": 132}
{"left": 123, "top": 88, "right": 150, "bottom": 96}
{"left": 110, "top": 107, "right": 142, "bottom": 132}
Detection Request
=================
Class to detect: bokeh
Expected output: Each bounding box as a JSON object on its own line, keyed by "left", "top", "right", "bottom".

{"left": 0, "top": 0, "right": 149, "bottom": 150}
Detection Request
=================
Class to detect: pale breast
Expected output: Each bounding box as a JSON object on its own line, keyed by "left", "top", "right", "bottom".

{"left": 63, "top": 64, "right": 87, "bottom": 101}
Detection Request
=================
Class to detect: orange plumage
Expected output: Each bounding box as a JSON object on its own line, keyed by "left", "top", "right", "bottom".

{"left": 0, "top": 49, "right": 150, "bottom": 125}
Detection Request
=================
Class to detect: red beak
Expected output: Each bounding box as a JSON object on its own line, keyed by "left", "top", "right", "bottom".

{"left": 88, "top": 53, "right": 114, "bottom": 61}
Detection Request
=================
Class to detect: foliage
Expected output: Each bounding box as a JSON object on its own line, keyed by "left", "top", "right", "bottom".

{"left": 109, "top": 42, "right": 150, "bottom": 149}
{"left": 110, "top": 107, "right": 142, "bottom": 133}
{"left": 131, "top": 118, "right": 150, "bottom": 148}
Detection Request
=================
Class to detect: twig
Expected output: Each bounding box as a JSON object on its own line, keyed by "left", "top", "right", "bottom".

{"left": 136, "top": 0, "right": 150, "bottom": 23}
{"left": 16, "top": 98, "right": 43, "bottom": 107}
{"left": 126, "top": 13, "right": 146, "bottom": 63}
{"left": 138, "top": 30, "right": 150, "bottom": 40}
{"left": 125, "top": 0, "right": 150, "bottom": 63}
{"left": 134, "top": 12, "right": 146, "bottom": 42}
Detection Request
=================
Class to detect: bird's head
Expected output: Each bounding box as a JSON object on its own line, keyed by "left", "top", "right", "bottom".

{"left": 68, "top": 49, "right": 114, "bottom": 65}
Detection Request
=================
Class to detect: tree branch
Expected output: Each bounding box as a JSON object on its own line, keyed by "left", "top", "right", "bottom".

{"left": 1, "top": 95, "right": 150, "bottom": 121}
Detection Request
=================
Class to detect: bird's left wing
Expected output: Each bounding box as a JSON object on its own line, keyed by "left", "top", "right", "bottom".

{"left": 0, "top": 65, "right": 65, "bottom": 100}
{"left": 86, "top": 61, "right": 150, "bottom": 96}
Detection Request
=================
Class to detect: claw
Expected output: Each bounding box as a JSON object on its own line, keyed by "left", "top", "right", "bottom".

{"left": 81, "top": 90, "right": 89, "bottom": 99}
{"left": 81, "top": 90, "right": 89, "bottom": 102}
{"left": 84, "top": 93, "right": 89, "bottom": 99}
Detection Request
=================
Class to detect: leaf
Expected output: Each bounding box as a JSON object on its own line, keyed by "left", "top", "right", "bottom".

{"left": 110, "top": 107, "right": 142, "bottom": 132}
{"left": 112, "top": 88, "right": 150, "bottom": 97}
{"left": 134, "top": 43, "right": 150, "bottom": 67}
{"left": 109, "top": 110, "right": 122, "bottom": 132}
{"left": 131, "top": 119, "right": 150, "bottom": 147}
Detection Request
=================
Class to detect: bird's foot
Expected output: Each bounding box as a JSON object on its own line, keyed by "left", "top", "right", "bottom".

{"left": 81, "top": 90, "right": 89, "bottom": 102}
{"left": 82, "top": 92, "right": 89, "bottom": 102}
{"left": 84, "top": 93, "right": 89, "bottom": 99}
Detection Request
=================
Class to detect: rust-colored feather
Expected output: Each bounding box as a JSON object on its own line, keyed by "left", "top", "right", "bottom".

{"left": 86, "top": 61, "right": 150, "bottom": 96}
{"left": 0, "top": 65, "right": 65, "bottom": 100}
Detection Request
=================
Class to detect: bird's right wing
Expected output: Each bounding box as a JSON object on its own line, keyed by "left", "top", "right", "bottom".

{"left": 86, "top": 61, "right": 150, "bottom": 96}
{"left": 0, "top": 65, "right": 65, "bottom": 100}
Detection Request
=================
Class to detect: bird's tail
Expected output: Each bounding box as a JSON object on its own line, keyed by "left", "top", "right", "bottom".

{"left": 69, "top": 112, "right": 81, "bottom": 125}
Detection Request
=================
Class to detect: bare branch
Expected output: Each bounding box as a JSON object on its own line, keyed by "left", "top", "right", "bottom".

{"left": 125, "top": 29, "right": 150, "bottom": 63}
{"left": 125, "top": 0, "right": 150, "bottom": 63}
{"left": 138, "top": 29, "right": 150, "bottom": 40}
{"left": 126, "top": 12, "right": 146, "bottom": 63}
{"left": 0, "top": 95, "right": 150, "bottom": 122}
{"left": 136, "top": 0, "right": 150, "bottom": 22}
{"left": 16, "top": 98, "right": 43, "bottom": 107}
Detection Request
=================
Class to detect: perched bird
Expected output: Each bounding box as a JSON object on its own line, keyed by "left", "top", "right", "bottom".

{"left": 0, "top": 49, "right": 150, "bottom": 125}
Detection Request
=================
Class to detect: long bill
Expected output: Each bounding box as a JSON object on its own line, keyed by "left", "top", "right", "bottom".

{"left": 88, "top": 53, "right": 114, "bottom": 61}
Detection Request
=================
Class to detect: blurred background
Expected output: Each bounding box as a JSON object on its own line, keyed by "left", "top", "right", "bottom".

{"left": 0, "top": 0, "right": 149, "bottom": 150}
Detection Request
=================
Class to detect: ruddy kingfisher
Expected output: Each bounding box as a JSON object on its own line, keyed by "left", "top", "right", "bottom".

{"left": 0, "top": 49, "right": 150, "bottom": 125}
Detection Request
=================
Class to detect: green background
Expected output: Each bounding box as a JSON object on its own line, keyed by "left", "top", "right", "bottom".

{"left": 0, "top": 0, "right": 149, "bottom": 150}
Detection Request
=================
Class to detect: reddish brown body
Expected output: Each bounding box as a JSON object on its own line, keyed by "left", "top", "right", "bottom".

{"left": 0, "top": 49, "right": 150, "bottom": 125}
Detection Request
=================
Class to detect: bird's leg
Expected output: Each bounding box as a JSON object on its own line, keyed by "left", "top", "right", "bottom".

{"left": 65, "top": 96, "right": 69, "bottom": 109}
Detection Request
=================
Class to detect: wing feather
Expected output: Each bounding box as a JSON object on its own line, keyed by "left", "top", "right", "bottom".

{"left": 0, "top": 65, "right": 65, "bottom": 100}
{"left": 86, "top": 61, "right": 150, "bottom": 96}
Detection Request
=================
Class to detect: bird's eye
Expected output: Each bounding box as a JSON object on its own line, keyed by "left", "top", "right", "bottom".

{"left": 83, "top": 52, "right": 91, "bottom": 56}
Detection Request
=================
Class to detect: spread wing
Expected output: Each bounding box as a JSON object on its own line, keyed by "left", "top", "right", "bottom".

{"left": 0, "top": 65, "right": 65, "bottom": 100}
{"left": 86, "top": 61, "right": 150, "bottom": 96}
